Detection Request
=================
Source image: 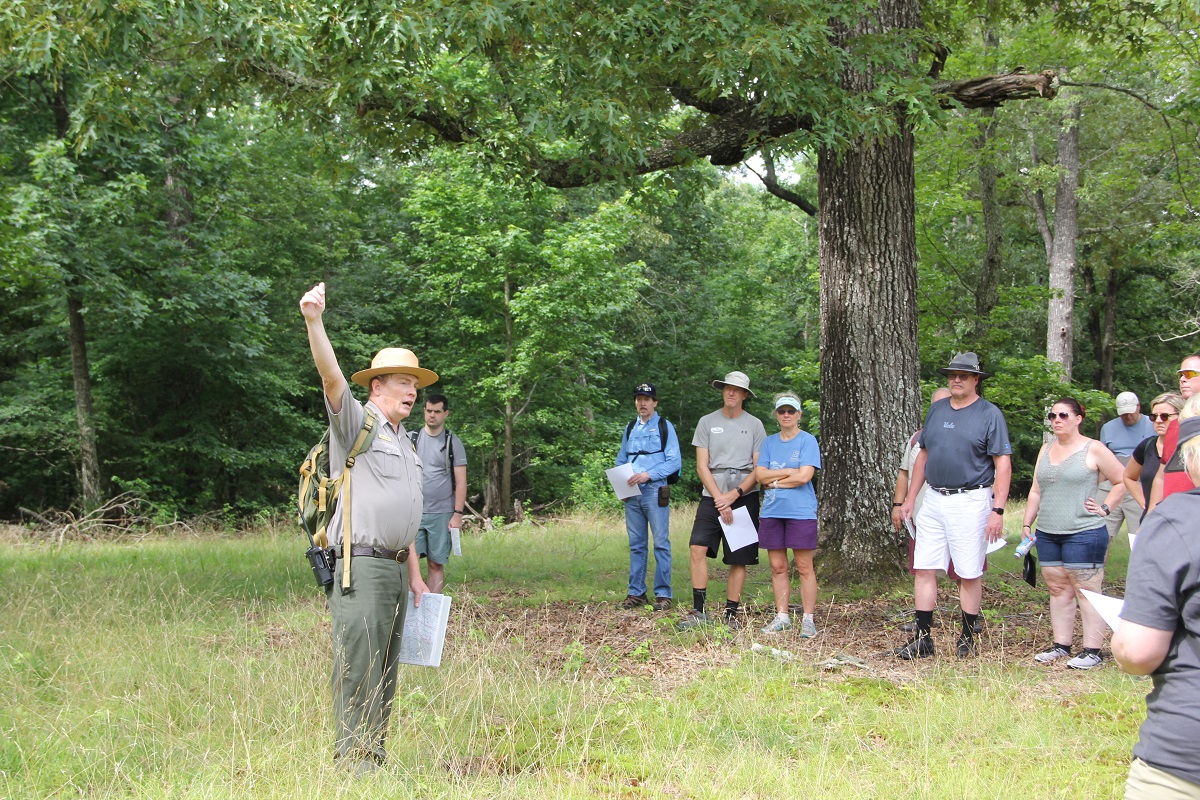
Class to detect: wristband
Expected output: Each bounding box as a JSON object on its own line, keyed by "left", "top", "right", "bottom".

{"left": 735, "top": 487, "right": 745, "bottom": 497}
{"left": 453, "top": 509, "right": 464, "bottom": 515}
{"left": 893, "top": 503, "right": 903, "bottom": 508}
{"left": 991, "top": 507, "right": 1004, "bottom": 515}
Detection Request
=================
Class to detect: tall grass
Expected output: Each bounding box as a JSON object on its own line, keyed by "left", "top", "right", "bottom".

{"left": 1, "top": 513, "right": 1145, "bottom": 798}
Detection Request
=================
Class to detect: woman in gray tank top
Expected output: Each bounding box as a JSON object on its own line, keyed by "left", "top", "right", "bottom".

{"left": 1019, "top": 398, "right": 1127, "bottom": 670}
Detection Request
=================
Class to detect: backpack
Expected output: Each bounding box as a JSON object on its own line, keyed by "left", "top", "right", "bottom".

{"left": 623, "top": 417, "right": 680, "bottom": 484}
{"left": 298, "top": 407, "right": 380, "bottom": 590}
{"left": 409, "top": 427, "right": 459, "bottom": 494}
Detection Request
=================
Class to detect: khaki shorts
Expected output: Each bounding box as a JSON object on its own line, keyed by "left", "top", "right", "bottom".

{"left": 1126, "top": 758, "right": 1200, "bottom": 800}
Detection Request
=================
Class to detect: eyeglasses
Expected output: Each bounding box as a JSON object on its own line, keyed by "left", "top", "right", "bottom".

{"left": 1179, "top": 369, "right": 1200, "bottom": 380}
{"left": 1150, "top": 412, "right": 1178, "bottom": 422}
{"left": 1046, "top": 411, "right": 1073, "bottom": 421}
{"left": 776, "top": 408, "right": 799, "bottom": 415}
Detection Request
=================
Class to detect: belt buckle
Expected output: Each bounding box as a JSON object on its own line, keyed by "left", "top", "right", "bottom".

{"left": 395, "top": 547, "right": 409, "bottom": 564}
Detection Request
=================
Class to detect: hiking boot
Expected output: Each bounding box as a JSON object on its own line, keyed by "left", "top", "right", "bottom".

{"left": 1067, "top": 651, "right": 1103, "bottom": 670}
{"left": 677, "top": 610, "right": 710, "bottom": 630}
{"left": 971, "top": 617, "right": 983, "bottom": 634}
{"left": 619, "top": 594, "right": 649, "bottom": 610}
{"left": 1034, "top": 644, "right": 1071, "bottom": 664}
{"left": 652, "top": 596, "right": 673, "bottom": 612}
{"left": 761, "top": 614, "right": 792, "bottom": 634}
{"left": 724, "top": 614, "right": 744, "bottom": 631}
{"left": 956, "top": 634, "right": 978, "bottom": 659}
{"left": 900, "top": 619, "right": 917, "bottom": 633}
{"left": 895, "top": 636, "right": 934, "bottom": 660}
{"left": 800, "top": 617, "right": 818, "bottom": 639}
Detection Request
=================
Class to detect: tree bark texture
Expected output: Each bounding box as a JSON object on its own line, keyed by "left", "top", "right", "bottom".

{"left": 1046, "top": 88, "right": 1081, "bottom": 381}
{"left": 815, "top": 0, "right": 922, "bottom": 578}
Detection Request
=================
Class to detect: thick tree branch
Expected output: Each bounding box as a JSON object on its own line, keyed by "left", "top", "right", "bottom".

{"left": 933, "top": 69, "right": 1057, "bottom": 109}
{"left": 744, "top": 150, "right": 818, "bottom": 216}
{"left": 250, "top": 61, "right": 1058, "bottom": 188}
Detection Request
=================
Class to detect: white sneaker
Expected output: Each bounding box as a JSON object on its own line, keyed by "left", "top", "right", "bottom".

{"left": 760, "top": 614, "right": 792, "bottom": 633}
{"left": 1034, "top": 645, "right": 1071, "bottom": 664}
{"left": 800, "top": 617, "right": 818, "bottom": 638}
{"left": 1067, "top": 651, "right": 1103, "bottom": 670}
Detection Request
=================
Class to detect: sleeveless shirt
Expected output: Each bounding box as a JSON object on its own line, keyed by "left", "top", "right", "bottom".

{"left": 1035, "top": 441, "right": 1100, "bottom": 535}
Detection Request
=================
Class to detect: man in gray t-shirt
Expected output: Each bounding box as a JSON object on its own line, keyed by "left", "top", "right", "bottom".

{"left": 413, "top": 393, "right": 467, "bottom": 593}
{"left": 898, "top": 352, "right": 1011, "bottom": 661}
{"left": 679, "top": 370, "right": 766, "bottom": 631}
{"left": 1114, "top": 445, "right": 1200, "bottom": 798}
{"left": 1096, "top": 391, "right": 1152, "bottom": 540}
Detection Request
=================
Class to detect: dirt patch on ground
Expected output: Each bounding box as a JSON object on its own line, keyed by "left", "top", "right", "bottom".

{"left": 444, "top": 573, "right": 1117, "bottom": 688}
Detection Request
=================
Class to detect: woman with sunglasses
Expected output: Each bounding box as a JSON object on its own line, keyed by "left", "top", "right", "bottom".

{"left": 1019, "top": 398, "right": 1127, "bottom": 669}
{"left": 754, "top": 393, "right": 821, "bottom": 637}
{"left": 1122, "top": 392, "right": 1184, "bottom": 520}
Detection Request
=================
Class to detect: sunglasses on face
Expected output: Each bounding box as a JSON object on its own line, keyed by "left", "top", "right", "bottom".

{"left": 1150, "top": 412, "right": 1178, "bottom": 422}
{"left": 776, "top": 408, "right": 798, "bottom": 415}
{"left": 1046, "top": 411, "right": 1074, "bottom": 421}
{"left": 1179, "top": 369, "right": 1200, "bottom": 380}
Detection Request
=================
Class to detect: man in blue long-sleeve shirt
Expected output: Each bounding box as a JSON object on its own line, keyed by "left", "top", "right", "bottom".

{"left": 615, "top": 382, "right": 682, "bottom": 611}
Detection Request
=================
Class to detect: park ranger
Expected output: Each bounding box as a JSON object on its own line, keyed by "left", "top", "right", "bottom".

{"left": 300, "top": 281, "right": 433, "bottom": 775}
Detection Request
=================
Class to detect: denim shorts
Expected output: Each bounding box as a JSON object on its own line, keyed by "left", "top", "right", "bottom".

{"left": 1033, "top": 525, "right": 1109, "bottom": 569}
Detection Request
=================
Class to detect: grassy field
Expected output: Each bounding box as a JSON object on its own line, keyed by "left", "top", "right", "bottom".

{"left": 1, "top": 508, "right": 1147, "bottom": 799}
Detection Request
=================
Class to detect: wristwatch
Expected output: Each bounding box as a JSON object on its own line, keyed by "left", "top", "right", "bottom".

{"left": 453, "top": 509, "right": 464, "bottom": 515}
{"left": 735, "top": 487, "right": 745, "bottom": 497}
{"left": 991, "top": 507, "right": 1004, "bottom": 515}
{"left": 1100, "top": 503, "right": 1110, "bottom": 515}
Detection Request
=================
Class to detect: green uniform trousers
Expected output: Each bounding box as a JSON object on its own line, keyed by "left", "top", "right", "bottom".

{"left": 326, "top": 556, "right": 409, "bottom": 763}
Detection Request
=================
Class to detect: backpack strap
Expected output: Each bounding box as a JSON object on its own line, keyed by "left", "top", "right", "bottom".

{"left": 341, "top": 407, "right": 380, "bottom": 592}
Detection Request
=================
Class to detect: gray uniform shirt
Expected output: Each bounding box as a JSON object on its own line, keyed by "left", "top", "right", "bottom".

{"left": 325, "top": 387, "right": 422, "bottom": 549}
{"left": 692, "top": 409, "right": 766, "bottom": 496}
{"left": 1120, "top": 490, "right": 1200, "bottom": 786}
{"left": 414, "top": 428, "right": 467, "bottom": 513}
{"left": 918, "top": 396, "right": 1011, "bottom": 489}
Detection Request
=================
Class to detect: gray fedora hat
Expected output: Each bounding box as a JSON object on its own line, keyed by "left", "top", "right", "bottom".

{"left": 937, "top": 351, "right": 990, "bottom": 378}
{"left": 712, "top": 371, "right": 756, "bottom": 398}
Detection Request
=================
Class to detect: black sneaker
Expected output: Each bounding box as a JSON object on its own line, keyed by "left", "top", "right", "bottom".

{"left": 972, "top": 618, "right": 984, "bottom": 634}
{"left": 619, "top": 594, "right": 649, "bottom": 610}
{"left": 724, "top": 614, "right": 744, "bottom": 631}
{"left": 956, "top": 634, "right": 978, "bottom": 658}
{"left": 652, "top": 597, "right": 673, "bottom": 611}
{"left": 895, "top": 636, "right": 934, "bottom": 660}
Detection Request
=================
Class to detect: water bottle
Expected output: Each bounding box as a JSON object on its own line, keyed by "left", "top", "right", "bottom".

{"left": 1015, "top": 535, "right": 1036, "bottom": 558}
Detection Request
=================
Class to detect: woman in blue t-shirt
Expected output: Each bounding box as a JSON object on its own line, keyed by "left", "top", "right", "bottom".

{"left": 753, "top": 392, "right": 822, "bottom": 637}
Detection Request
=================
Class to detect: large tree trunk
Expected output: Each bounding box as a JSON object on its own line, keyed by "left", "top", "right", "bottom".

{"left": 1046, "top": 85, "right": 1081, "bottom": 380}
{"left": 815, "top": 0, "right": 922, "bottom": 578}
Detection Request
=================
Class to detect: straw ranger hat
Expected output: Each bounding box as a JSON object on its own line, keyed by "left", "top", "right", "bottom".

{"left": 350, "top": 348, "right": 439, "bottom": 388}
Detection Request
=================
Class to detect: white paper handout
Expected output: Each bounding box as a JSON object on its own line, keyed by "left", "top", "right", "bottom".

{"left": 605, "top": 463, "right": 641, "bottom": 500}
{"left": 1079, "top": 588, "right": 1124, "bottom": 634}
{"left": 1128, "top": 533, "right": 1137, "bottom": 552}
{"left": 903, "top": 517, "right": 916, "bottom": 540}
{"left": 719, "top": 505, "right": 759, "bottom": 551}
{"left": 399, "top": 591, "right": 452, "bottom": 668}
{"left": 450, "top": 527, "right": 462, "bottom": 557}
{"left": 986, "top": 537, "right": 1008, "bottom": 555}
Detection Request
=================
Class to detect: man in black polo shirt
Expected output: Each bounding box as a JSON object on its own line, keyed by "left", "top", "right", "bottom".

{"left": 897, "top": 352, "right": 1012, "bottom": 659}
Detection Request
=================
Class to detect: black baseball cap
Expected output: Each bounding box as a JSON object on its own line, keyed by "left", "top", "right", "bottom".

{"left": 633, "top": 383, "right": 657, "bottom": 399}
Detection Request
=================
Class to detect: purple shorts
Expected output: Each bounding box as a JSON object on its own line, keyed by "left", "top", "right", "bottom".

{"left": 759, "top": 518, "right": 817, "bottom": 551}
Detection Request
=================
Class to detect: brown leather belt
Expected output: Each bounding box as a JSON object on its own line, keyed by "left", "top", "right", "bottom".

{"left": 349, "top": 545, "right": 410, "bottom": 563}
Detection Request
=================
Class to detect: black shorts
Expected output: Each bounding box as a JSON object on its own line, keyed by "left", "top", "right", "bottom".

{"left": 689, "top": 493, "right": 760, "bottom": 565}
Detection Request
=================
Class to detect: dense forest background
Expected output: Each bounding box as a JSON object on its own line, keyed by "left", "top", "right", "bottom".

{"left": 1, "top": 2, "right": 1197, "bottom": 561}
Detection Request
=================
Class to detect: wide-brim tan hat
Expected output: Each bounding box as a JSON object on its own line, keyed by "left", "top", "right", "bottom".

{"left": 350, "top": 347, "right": 439, "bottom": 388}
{"left": 712, "top": 370, "right": 755, "bottom": 398}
